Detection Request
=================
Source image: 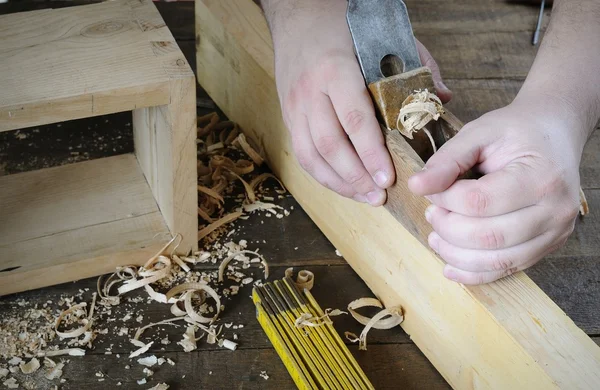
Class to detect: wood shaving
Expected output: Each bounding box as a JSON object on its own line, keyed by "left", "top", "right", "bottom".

{"left": 55, "top": 293, "right": 96, "bottom": 339}
{"left": 129, "top": 341, "right": 153, "bottom": 359}
{"left": 249, "top": 173, "right": 286, "bottom": 194}
{"left": 118, "top": 256, "right": 172, "bottom": 295}
{"left": 344, "top": 331, "right": 359, "bottom": 343}
{"left": 233, "top": 133, "right": 264, "bottom": 166}
{"left": 294, "top": 308, "right": 346, "bottom": 329}
{"left": 177, "top": 326, "right": 197, "bottom": 352}
{"left": 133, "top": 318, "right": 185, "bottom": 343}
{"left": 285, "top": 268, "right": 314, "bottom": 291}
{"left": 397, "top": 89, "right": 443, "bottom": 138}
{"left": 18, "top": 358, "right": 39, "bottom": 374}
{"left": 198, "top": 212, "right": 243, "bottom": 241}
{"left": 38, "top": 348, "right": 86, "bottom": 357}
{"left": 580, "top": 187, "right": 589, "bottom": 216}
{"left": 148, "top": 384, "right": 169, "bottom": 390}
{"left": 346, "top": 297, "right": 403, "bottom": 350}
{"left": 218, "top": 250, "right": 269, "bottom": 282}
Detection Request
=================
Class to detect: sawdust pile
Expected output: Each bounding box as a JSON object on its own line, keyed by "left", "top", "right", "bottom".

{"left": 0, "top": 113, "right": 293, "bottom": 389}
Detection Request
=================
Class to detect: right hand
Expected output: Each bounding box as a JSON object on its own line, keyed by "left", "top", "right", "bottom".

{"left": 265, "top": 0, "right": 451, "bottom": 206}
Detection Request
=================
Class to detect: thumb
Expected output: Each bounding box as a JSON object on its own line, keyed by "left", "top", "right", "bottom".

{"left": 408, "top": 129, "right": 483, "bottom": 196}
{"left": 416, "top": 40, "right": 452, "bottom": 103}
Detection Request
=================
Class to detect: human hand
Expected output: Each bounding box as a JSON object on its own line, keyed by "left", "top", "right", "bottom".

{"left": 265, "top": 0, "right": 451, "bottom": 206}
{"left": 408, "top": 95, "right": 587, "bottom": 284}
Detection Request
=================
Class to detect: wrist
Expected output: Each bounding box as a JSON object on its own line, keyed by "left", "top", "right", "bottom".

{"left": 514, "top": 87, "right": 593, "bottom": 155}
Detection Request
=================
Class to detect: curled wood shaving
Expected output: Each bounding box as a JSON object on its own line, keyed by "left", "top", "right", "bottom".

{"left": 397, "top": 89, "right": 443, "bottom": 138}
{"left": 171, "top": 301, "right": 187, "bottom": 317}
{"left": 233, "top": 133, "right": 264, "bottom": 166}
{"left": 197, "top": 185, "right": 224, "bottom": 205}
{"left": 197, "top": 206, "right": 214, "bottom": 223}
{"left": 218, "top": 250, "right": 269, "bottom": 282}
{"left": 580, "top": 187, "right": 589, "bottom": 216}
{"left": 144, "top": 284, "right": 176, "bottom": 304}
{"left": 226, "top": 169, "right": 257, "bottom": 203}
{"left": 165, "top": 282, "right": 208, "bottom": 301}
{"left": 133, "top": 317, "right": 185, "bottom": 342}
{"left": 249, "top": 173, "right": 287, "bottom": 194}
{"left": 118, "top": 256, "right": 172, "bottom": 295}
{"left": 346, "top": 297, "right": 403, "bottom": 350}
{"left": 285, "top": 268, "right": 314, "bottom": 291}
{"left": 198, "top": 112, "right": 220, "bottom": 137}
{"left": 344, "top": 331, "right": 359, "bottom": 343}
{"left": 294, "top": 309, "right": 346, "bottom": 329}
{"left": 397, "top": 89, "right": 443, "bottom": 152}
{"left": 183, "top": 287, "right": 221, "bottom": 324}
{"left": 97, "top": 265, "right": 137, "bottom": 305}
{"left": 198, "top": 211, "right": 243, "bottom": 241}
{"left": 55, "top": 293, "right": 97, "bottom": 339}
{"left": 356, "top": 307, "right": 403, "bottom": 350}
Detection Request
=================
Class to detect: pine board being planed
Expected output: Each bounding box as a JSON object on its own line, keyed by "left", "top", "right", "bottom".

{"left": 195, "top": 1, "right": 600, "bottom": 388}
{"left": 0, "top": 154, "right": 171, "bottom": 295}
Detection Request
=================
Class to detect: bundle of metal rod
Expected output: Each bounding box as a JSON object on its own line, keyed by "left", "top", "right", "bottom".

{"left": 252, "top": 277, "right": 374, "bottom": 390}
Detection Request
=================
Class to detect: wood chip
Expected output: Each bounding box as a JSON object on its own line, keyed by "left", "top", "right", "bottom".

{"left": 129, "top": 341, "right": 154, "bottom": 359}
{"left": 18, "top": 358, "right": 40, "bottom": 374}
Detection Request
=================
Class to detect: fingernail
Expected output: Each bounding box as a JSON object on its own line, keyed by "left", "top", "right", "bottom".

{"left": 428, "top": 232, "right": 440, "bottom": 253}
{"left": 437, "top": 81, "right": 450, "bottom": 92}
{"left": 373, "top": 171, "right": 389, "bottom": 187}
{"left": 366, "top": 190, "right": 385, "bottom": 206}
{"left": 424, "top": 205, "right": 435, "bottom": 223}
{"left": 444, "top": 267, "right": 459, "bottom": 282}
{"left": 353, "top": 193, "right": 367, "bottom": 203}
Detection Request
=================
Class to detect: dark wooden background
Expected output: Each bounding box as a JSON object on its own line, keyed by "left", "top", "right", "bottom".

{"left": 0, "top": 1, "right": 598, "bottom": 389}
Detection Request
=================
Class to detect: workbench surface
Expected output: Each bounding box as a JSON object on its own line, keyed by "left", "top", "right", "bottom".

{"left": 1, "top": 1, "right": 599, "bottom": 389}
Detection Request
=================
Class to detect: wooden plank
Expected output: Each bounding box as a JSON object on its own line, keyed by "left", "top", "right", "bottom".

{"left": 0, "top": 0, "right": 175, "bottom": 131}
{"left": 195, "top": 1, "right": 600, "bottom": 388}
{"left": 32, "top": 345, "right": 447, "bottom": 389}
{"left": 131, "top": 0, "right": 198, "bottom": 254}
{"left": 0, "top": 153, "right": 170, "bottom": 295}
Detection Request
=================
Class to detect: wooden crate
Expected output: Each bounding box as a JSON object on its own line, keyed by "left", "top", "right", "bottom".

{"left": 0, "top": 0, "right": 198, "bottom": 295}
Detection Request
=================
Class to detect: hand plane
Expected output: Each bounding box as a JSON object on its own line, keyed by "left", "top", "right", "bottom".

{"left": 347, "top": 0, "right": 464, "bottom": 161}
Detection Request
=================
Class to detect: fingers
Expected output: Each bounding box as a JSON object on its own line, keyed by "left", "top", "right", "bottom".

{"left": 427, "top": 164, "right": 539, "bottom": 217}
{"left": 290, "top": 113, "right": 362, "bottom": 201}
{"left": 442, "top": 266, "right": 520, "bottom": 285}
{"left": 328, "top": 68, "right": 396, "bottom": 189}
{"left": 416, "top": 40, "right": 452, "bottom": 103}
{"left": 428, "top": 228, "right": 567, "bottom": 274}
{"left": 307, "top": 92, "right": 387, "bottom": 206}
{"left": 408, "top": 128, "right": 485, "bottom": 196}
{"left": 425, "top": 204, "right": 550, "bottom": 250}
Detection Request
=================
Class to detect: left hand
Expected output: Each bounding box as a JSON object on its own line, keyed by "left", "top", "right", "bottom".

{"left": 408, "top": 96, "right": 586, "bottom": 284}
